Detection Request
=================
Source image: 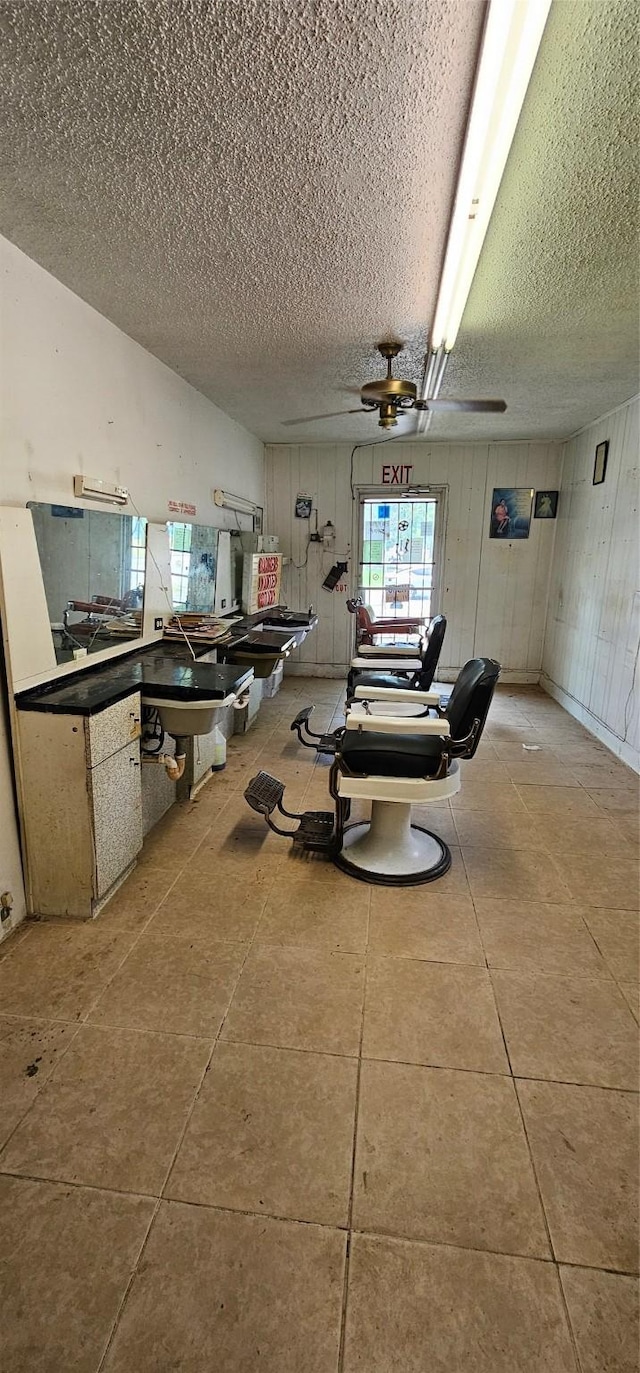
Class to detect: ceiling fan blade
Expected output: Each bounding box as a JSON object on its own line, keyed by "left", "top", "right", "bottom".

{"left": 416, "top": 398, "right": 507, "bottom": 414}
{"left": 281, "top": 408, "right": 370, "bottom": 426}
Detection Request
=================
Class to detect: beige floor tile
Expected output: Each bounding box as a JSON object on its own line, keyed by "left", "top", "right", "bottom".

{"left": 410, "top": 803, "right": 458, "bottom": 846}
{"left": 559, "top": 1266, "right": 639, "bottom": 1373}
{"left": 368, "top": 889, "right": 484, "bottom": 965}
{"left": 0, "top": 1175, "right": 154, "bottom": 1373}
{"left": 0, "top": 1016, "right": 78, "bottom": 1150}
{"left": 257, "top": 878, "right": 369, "bottom": 953}
{"left": 88, "top": 930, "right": 245, "bottom": 1036}
{"left": 344, "top": 1235, "right": 577, "bottom": 1372}
{"left": 506, "top": 764, "right": 580, "bottom": 788}
{"left": 363, "top": 957, "right": 508, "bottom": 1073}
{"left": 454, "top": 810, "right": 553, "bottom": 850}
{"left": 619, "top": 982, "right": 639, "bottom": 1022}
{"left": 517, "top": 1080, "right": 639, "bottom": 1271}
{"left": 462, "top": 846, "right": 571, "bottom": 904}
{"left": 493, "top": 971, "right": 638, "bottom": 1088}
{"left": 475, "top": 899, "right": 609, "bottom": 977}
{"left": 0, "top": 1025, "right": 211, "bottom": 1194}
{"left": 102, "top": 1201, "right": 345, "bottom": 1373}
{"left": 354, "top": 1060, "right": 549, "bottom": 1256}
{"left": 450, "top": 781, "right": 528, "bottom": 816}
{"left": 527, "top": 814, "right": 636, "bottom": 856}
{"left": 0, "top": 923, "right": 31, "bottom": 962}
{"left": 0, "top": 920, "right": 139, "bottom": 1021}
{"left": 167, "top": 1041, "right": 357, "bottom": 1224}
{"left": 582, "top": 786, "right": 640, "bottom": 816}
{"left": 221, "top": 945, "right": 364, "bottom": 1055}
{"left": 149, "top": 877, "right": 268, "bottom": 941}
{"left": 583, "top": 909, "right": 639, "bottom": 986}
{"left": 560, "top": 853, "right": 640, "bottom": 911}
{"left": 515, "top": 785, "right": 603, "bottom": 817}
{"left": 571, "top": 762, "right": 637, "bottom": 789}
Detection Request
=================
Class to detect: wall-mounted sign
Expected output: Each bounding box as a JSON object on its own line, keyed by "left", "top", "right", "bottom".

{"left": 168, "top": 500, "right": 197, "bottom": 516}
{"left": 295, "top": 493, "right": 313, "bottom": 518}
{"left": 593, "top": 441, "right": 609, "bottom": 486}
{"left": 489, "top": 488, "right": 533, "bottom": 540}
{"left": 534, "top": 490, "right": 558, "bottom": 519}
{"left": 381, "top": 463, "right": 413, "bottom": 485}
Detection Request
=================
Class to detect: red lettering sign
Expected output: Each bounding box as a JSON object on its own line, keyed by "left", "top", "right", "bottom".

{"left": 381, "top": 464, "right": 414, "bottom": 485}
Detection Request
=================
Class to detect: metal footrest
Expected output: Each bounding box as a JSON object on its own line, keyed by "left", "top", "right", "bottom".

{"left": 291, "top": 705, "right": 339, "bottom": 754}
{"left": 244, "top": 772, "right": 335, "bottom": 850}
{"left": 244, "top": 770, "right": 285, "bottom": 817}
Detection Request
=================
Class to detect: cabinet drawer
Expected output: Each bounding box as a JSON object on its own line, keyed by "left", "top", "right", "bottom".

{"left": 85, "top": 693, "right": 142, "bottom": 768}
{"left": 91, "top": 742, "right": 143, "bottom": 899}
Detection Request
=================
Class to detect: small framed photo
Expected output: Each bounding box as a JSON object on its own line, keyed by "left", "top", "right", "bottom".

{"left": 295, "top": 493, "right": 313, "bottom": 519}
{"left": 534, "top": 490, "right": 558, "bottom": 519}
{"left": 253, "top": 506, "right": 264, "bottom": 534}
{"left": 489, "top": 487, "right": 534, "bottom": 540}
{"left": 593, "top": 440, "right": 609, "bottom": 485}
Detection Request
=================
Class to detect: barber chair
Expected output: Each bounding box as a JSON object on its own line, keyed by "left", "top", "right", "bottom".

{"left": 290, "top": 614, "right": 448, "bottom": 756}
{"left": 347, "top": 596, "right": 425, "bottom": 647}
{"left": 245, "top": 657, "right": 500, "bottom": 885}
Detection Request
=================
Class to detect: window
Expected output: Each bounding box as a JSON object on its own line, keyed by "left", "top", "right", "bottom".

{"left": 125, "top": 515, "right": 147, "bottom": 595}
{"left": 359, "top": 496, "right": 439, "bottom": 624}
{"left": 167, "top": 521, "right": 193, "bottom": 611}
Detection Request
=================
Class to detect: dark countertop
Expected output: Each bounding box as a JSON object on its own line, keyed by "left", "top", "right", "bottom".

{"left": 14, "top": 605, "right": 317, "bottom": 717}
{"left": 15, "top": 644, "right": 253, "bottom": 716}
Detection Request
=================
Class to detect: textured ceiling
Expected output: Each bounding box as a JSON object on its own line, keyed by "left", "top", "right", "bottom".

{"left": 0, "top": 0, "right": 637, "bottom": 446}
{"left": 0, "top": 0, "right": 484, "bottom": 439}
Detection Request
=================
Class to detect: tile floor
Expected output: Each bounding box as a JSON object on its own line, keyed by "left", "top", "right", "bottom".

{"left": 0, "top": 680, "right": 638, "bottom": 1372}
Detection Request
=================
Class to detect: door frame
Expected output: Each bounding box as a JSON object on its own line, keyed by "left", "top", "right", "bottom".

{"left": 351, "top": 484, "right": 448, "bottom": 621}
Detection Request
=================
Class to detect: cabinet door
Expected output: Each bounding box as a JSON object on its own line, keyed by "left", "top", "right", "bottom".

{"left": 85, "top": 694, "right": 142, "bottom": 768}
{"left": 91, "top": 743, "right": 143, "bottom": 899}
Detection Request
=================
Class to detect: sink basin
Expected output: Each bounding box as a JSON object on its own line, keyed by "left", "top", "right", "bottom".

{"left": 142, "top": 694, "right": 238, "bottom": 738}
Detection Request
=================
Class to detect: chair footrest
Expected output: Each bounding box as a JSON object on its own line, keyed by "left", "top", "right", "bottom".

{"left": 291, "top": 706, "right": 314, "bottom": 729}
{"left": 293, "top": 812, "right": 335, "bottom": 849}
{"left": 244, "top": 771, "right": 285, "bottom": 816}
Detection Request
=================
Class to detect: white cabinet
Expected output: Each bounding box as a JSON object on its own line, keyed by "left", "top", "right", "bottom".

{"left": 17, "top": 694, "right": 143, "bottom": 919}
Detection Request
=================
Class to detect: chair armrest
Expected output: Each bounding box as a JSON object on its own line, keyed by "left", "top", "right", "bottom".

{"left": 350, "top": 656, "right": 422, "bottom": 670}
{"left": 353, "top": 685, "right": 440, "bottom": 705}
{"left": 345, "top": 714, "right": 451, "bottom": 736}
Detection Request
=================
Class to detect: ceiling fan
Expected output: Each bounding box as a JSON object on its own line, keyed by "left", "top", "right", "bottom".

{"left": 283, "top": 342, "right": 507, "bottom": 429}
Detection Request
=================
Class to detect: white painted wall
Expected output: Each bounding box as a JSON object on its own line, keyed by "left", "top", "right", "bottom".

{"left": 542, "top": 396, "right": 640, "bottom": 770}
{"left": 266, "top": 440, "right": 563, "bottom": 678}
{"left": 0, "top": 236, "right": 265, "bottom": 941}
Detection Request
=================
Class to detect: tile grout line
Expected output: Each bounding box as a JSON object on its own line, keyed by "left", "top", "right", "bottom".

{"left": 337, "top": 887, "right": 371, "bottom": 1373}
{"left": 95, "top": 867, "right": 279, "bottom": 1372}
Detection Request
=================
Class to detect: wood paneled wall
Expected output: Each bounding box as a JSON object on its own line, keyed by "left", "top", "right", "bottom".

{"left": 266, "top": 440, "right": 562, "bottom": 679}
{"left": 542, "top": 397, "right": 640, "bottom": 768}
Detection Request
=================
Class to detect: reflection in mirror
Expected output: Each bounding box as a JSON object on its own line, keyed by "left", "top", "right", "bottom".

{"left": 168, "top": 522, "right": 218, "bottom": 613}
{"left": 28, "top": 503, "right": 147, "bottom": 663}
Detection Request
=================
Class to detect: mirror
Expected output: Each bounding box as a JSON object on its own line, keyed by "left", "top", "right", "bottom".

{"left": 28, "top": 503, "right": 147, "bottom": 663}
{"left": 167, "top": 522, "right": 218, "bottom": 613}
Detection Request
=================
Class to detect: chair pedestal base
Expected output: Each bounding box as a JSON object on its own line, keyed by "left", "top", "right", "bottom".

{"left": 334, "top": 800, "right": 451, "bottom": 886}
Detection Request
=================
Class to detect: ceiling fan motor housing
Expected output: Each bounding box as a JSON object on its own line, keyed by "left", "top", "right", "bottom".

{"left": 360, "top": 376, "right": 417, "bottom": 426}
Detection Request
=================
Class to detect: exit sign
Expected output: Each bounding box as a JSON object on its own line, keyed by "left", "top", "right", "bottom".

{"left": 381, "top": 463, "right": 413, "bottom": 485}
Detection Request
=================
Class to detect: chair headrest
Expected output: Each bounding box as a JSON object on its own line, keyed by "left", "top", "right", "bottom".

{"left": 418, "top": 614, "right": 447, "bottom": 689}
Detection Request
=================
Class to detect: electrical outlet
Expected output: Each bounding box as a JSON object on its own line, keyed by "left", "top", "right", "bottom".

{"left": 154, "top": 617, "right": 163, "bottom": 631}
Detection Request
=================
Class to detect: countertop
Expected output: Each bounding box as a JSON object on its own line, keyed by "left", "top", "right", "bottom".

{"left": 15, "top": 645, "right": 253, "bottom": 716}
{"left": 14, "top": 605, "right": 317, "bottom": 716}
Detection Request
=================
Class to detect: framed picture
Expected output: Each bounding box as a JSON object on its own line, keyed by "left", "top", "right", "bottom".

{"left": 489, "top": 487, "right": 534, "bottom": 540}
{"left": 593, "top": 440, "right": 609, "bottom": 485}
{"left": 295, "top": 493, "right": 313, "bottom": 519}
{"left": 534, "top": 490, "right": 558, "bottom": 519}
{"left": 253, "top": 506, "right": 264, "bottom": 534}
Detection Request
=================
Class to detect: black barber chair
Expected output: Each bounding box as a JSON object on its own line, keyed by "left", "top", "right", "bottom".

{"left": 290, "top": 614, "right": 447, "bottom": 756}
{"left": 245, "top": 656, "right": 500, "bottom": 886}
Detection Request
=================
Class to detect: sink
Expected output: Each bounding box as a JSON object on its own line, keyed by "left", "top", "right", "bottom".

{"left": 142, "top": 692, "right": 244, "bottom": 738}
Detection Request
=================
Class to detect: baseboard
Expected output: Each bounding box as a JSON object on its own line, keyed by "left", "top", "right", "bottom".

{"left": 285, "top": 663, "right": 542, "bottom": 685}
{"left": 540, "top": 674, "right": 640, "bottom": 774}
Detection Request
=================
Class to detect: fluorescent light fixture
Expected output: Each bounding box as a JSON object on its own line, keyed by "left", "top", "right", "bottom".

{"left": 212, "top": 487, "right": 256, "bottom": 515}
{"left": 431, "top": 0, "right": 551, "bottom": 352}
{"left": 73, "top": 475, "right": 129, "bottom": 505}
